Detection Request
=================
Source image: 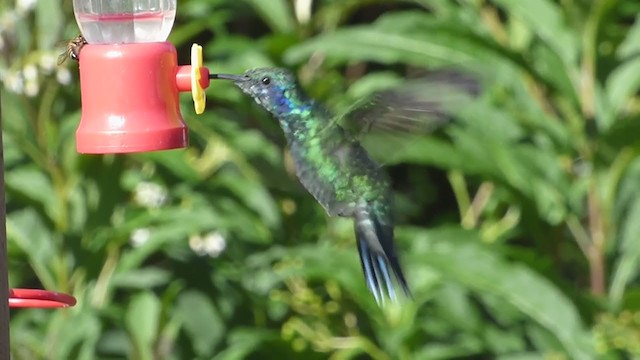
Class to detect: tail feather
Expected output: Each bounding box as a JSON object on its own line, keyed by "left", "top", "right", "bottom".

{"left": 355, "top": 203, "right": 410, "bottom": 305}
{"left": 357, "top": 237, "right": 383, "bottom": 304}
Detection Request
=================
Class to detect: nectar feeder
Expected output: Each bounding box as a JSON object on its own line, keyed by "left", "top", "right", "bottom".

{"left": 72, "top": 0, "right": 211, "bottom": 154}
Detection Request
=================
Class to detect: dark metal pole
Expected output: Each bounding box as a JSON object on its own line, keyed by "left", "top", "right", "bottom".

{"left": 0, "top": 90, "right": 10, "bottom": 358}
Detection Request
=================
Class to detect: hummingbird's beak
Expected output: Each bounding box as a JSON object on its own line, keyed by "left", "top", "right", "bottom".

{"left": 209, "top": 73, "right": 249, "bottom": 82}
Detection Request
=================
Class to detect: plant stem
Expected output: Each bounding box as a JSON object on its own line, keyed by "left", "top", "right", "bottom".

{"left": 587, "top": 181, "right": 606, "bottom": 295}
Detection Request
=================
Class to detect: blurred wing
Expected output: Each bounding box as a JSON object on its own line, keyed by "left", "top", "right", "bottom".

{"left": 338, "top": 70, "right": 480, "bottom": 137}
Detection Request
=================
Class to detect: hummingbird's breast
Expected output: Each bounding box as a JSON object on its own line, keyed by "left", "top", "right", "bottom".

{"left": 286, "top": 123, "right": 390, "bottom": 217}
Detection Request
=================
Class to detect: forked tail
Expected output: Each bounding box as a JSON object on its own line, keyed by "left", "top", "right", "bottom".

{"left": 354, "top": 202, "right": 411, "bottom": 305}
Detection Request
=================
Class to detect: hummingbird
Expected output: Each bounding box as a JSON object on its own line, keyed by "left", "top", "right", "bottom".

{"left": 211, "top": 68, "right": 476, "bottom": 305}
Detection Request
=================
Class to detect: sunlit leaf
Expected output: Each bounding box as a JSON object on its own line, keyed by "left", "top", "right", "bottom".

{"left": 126, "top": 292, "right": 161, "bottom": 360}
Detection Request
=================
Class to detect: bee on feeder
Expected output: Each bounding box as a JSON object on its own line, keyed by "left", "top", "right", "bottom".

{"left": 58, "top": 34, "right": 88, "bottom": 65}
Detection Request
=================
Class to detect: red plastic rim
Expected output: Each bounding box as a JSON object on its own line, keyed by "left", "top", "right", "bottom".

{"left": 8, "top": 288, "right": 77, "bottom": 308}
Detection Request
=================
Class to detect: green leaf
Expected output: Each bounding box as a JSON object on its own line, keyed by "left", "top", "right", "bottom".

{"left": 365, "top": 134, "right": 465, "bottom": 169}
{"left": 610, "top": 195, "right": 640, "bottom": 308}
{"left": 125, "top": 291, "right": 161, "bottom": 360}
{"left": 600, "top": 14, "right": 640, "bottom": 126}
{"left": 118, "top": 205, "right": 222, "bottom": 272}
{"left": 5, "top": 166, "right": 57, "bottom": 219}
{"left": 285, "top": 27, "right": 474, "bottom": 66}
{"left": 610, "top": 158, "right": 640, "bottom": 308}
{"left": 617, "top": 14, "right": 640, "bottom": 59}
{"left": 414, "top": 340, "right": 483, "bottom": 360}
{"left": 528, "top": 44, "right": 579, "bottom": 104}
{"left": 112, "top": 267, "right": 171, "bottom": 289}
{"left": 243, "top": 0, "right": 295, "bottom": 33}
{"left": 49, "top": 310, "right": 102, "bottom": 360}
{"left": 138, "top": 151, "right": 201, "bottom": 183}
{"left": 36, "top": 0, "right": 64, "bottom": 49}
{"left": 497, "top": 354, "right": 543, "bottom": 360}
{"left": 213, "top": 329, "right": 280, "bottom": 360}
{"left": 491, "top": 0, "right": 578, "bottom": 66}
{"left": 176, "top": 290, "right": 225, "bottom": 357}
{"left": 7, "top": 209, "right": 57, "bottom": 290}
{"left": 605, "top": 58, "right": 640, "bottom": 119}
{"left": 216, "top": 172, "right": 281, "bottom": 228}
{"left": 402, "top": 226, "right": 595, "bottom": 359}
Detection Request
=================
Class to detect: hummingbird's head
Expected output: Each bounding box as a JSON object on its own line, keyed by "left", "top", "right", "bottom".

{"left": 211, "top": 68, "right": 309, "bottom": 117}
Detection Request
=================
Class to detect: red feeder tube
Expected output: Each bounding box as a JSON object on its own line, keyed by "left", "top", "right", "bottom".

{"left": 8, "top": 289, "right": 76, "bottom": 309}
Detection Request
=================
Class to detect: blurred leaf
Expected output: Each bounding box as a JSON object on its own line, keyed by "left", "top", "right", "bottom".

{"left": 605, "top": 58, "right": 640, "bottom": 120}
{"left": 285, "top": 26, "right": 474, "bottom": 66}
{"left": 138, "top": 151, "right": 201, "bottom": 183}
{"left": 414, "top": 340, "right": 483, "bottom": 360}
{"left": 118, "top": 206, "right": 221, "bottom": 272}
{"left": 36, "top": 0, "right": 64, "bottom": 49}
{"left": 5, "top": 166, "right": 57, "bottom": 219}
{"left": 528, "top": 44, "right": 579, "bottom": 105}
{"left": 7, "top": 208, "right": 57, "bottom": 290}
{"left": 97, "top": 330, "right": 131, "bottom": 358}
{"left": 497, "top": 354, "right": 543, "bottom": 360}
{"left": 216, "top": 172, "right": 281, "bottom": 228}
{"left": 212, "top": 328, "right": 280, "bottom": 360}
{"left": 491, "top": 0, "right": 578, "bottom": 66}
{"left": 176, "top": 290, "right": 225, "bottom": 357}
{"left": 49, "top": 310, "right": 101, "bottom": 360}
{"left": 403, "top": 226, "right": 595, "bottom": 359}
{"left": 610, "top": 158, "right": 640, "bottom": 308}
{"left": 243, "top": 0, "right": 295, "bottom": 33}
{"left": 617, "top": 14, "right": 640, "bottom": 59}
{"left": 112, "top": 267, "right": 171, "bottom": 289}
{"left": 126, "top": 292, "right": 161, "bottom": 360}
{"left": 370, "top": 135, "right": 464, "bottom": 168}
{"left": 610, "top": 194, "right": 640, "bottom": 308}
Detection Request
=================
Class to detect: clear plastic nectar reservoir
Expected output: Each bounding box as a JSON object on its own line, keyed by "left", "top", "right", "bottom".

{"left": 73, "top": 0, "right": 176, "bottom": 44}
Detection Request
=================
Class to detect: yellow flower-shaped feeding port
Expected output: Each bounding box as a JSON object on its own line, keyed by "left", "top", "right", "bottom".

{"left": 191, "top": 43, "right": 206, "bottom": 114}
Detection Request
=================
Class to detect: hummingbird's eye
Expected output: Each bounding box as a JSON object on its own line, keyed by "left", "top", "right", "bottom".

{"left": 261, "top": 77, "right": 271, "bottom": 85}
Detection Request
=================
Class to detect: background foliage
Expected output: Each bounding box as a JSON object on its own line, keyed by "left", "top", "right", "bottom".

{"left": 2, "top": 0, "right": 640, "bottom": 358}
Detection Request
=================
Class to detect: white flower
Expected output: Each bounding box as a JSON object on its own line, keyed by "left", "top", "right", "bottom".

{"left": 189, "top": 234, "right": 205, "bottom": 256}
{"left": 134, "top": 181, "right": 168, "bottom": 209}
{"left": 4, "top": 71, "right": 24, "bottom": 94}
{"left": 40, "top": 53, "right": 57, "bottom": 74}
{"left": 130, "top": 228, "right": 151, "bottom": 247}
{"left": 56, "top": 67, "right": 71, "bottom": 85}
{"left": 24, "top": 80, "right": 38, "bottom": 97}
{"left": 23, "top": 64, "right": 37, "bottom": 81}
{"left": 295, "top": 0, "right": 313, "bottom": 24}
{"left": 0, "top": 11, "right": 18, "bottom": 31}
{"left": 203, "top": 232, "right": 226, "bottom": 257}
{"left": 189, "top": 232, "right": 226, "bottom": 258}
{"left": 16, "top": 0, "right": 37, "bottom": 13}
